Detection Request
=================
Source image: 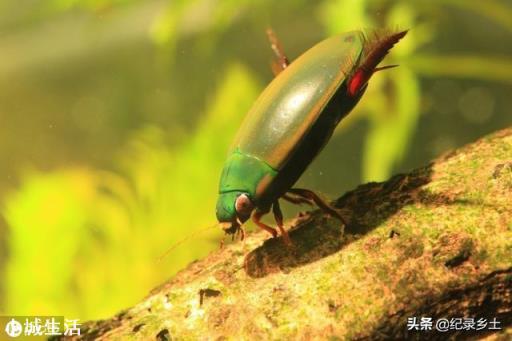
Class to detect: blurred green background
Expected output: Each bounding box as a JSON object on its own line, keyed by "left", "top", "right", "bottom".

{"left": 0, "top": 0, "right": 511, "bottom": 320}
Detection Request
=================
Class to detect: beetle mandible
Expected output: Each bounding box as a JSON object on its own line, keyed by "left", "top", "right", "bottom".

{"left": 216, "top": 29, "right": 407, "bottom": 243}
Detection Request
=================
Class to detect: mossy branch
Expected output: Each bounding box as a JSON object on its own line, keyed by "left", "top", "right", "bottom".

{"left": 72, "top": 128, "right": 512, "bottom": 340}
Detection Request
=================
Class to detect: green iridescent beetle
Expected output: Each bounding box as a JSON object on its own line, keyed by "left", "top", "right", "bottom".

{"left": 216, "top": 29, "right": 407, "bottom": 242}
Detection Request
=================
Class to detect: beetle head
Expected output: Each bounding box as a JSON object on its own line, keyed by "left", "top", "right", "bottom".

{"left": 216, "top": 191, "right": 255, "bottom": 234}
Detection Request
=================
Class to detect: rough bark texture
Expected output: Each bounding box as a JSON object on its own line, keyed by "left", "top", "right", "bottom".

{"left": 71, "top": 128, "right": 512, "bottom": 340}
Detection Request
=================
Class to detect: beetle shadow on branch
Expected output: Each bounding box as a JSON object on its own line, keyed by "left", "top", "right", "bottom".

{"left": 244, "top": 163, "right": 487, "bottom": 278}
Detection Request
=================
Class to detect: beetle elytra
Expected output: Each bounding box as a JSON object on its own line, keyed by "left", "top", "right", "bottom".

{"left": 216, "top": 29, "right": 407, "bottom": 243}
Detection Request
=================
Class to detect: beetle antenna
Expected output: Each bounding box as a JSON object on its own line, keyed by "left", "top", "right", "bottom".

{"left": 156, "top": 222, "right": 219, "bottom": 263}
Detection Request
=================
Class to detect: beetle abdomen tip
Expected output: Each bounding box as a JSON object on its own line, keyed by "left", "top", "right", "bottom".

{"left": 347, "top": 29, "right": 408, "bottom": 96}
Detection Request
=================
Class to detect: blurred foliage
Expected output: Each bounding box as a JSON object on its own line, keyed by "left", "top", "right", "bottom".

{"left": 4, "top": 64, "right": 259, "bottom": 318}
{"left": 0, "top": 0, "right": 511, "bottom": 320}
{"left": 320, "top": 0, "right": 512, "bottom": 180}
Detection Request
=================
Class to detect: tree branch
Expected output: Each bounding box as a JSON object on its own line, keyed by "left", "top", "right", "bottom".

{"left": 71, "top": 128, "right": 512, "bottom": 340}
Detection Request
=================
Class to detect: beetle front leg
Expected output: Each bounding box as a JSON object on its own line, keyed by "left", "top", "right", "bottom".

{"left": 287, "top": 188, "right": 347, "bottom": 225}
{"left": 252, "top": 210, "right": 278, "bottom": 238}
{"left": 272, "top": 200, "right": 291, "bottom": 245}
{"left": 237, "top": 226, "right": 246, "bottom": 241}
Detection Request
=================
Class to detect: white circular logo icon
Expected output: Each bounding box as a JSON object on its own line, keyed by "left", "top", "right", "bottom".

{"left": 5, "top": 318, "right": 22, "bottom": 337}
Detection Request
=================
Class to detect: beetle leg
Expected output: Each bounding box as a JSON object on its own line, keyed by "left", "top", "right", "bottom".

{"left": 288, "top": 188, "right": 346, "bottom": 225}
{"left": 266, "top": 28, "right": 289, "bottom": 76}
{"left": 282, "top": 193, "right": 314, "bottom": 206}
{"left": 252, "top": 210, "right": 278, "bottom": 238}
{"left": 272, "top": 200, "right": 291, "bottom": 245}
{"left": 233, "top": 226, "right": 245, "bottom": 241}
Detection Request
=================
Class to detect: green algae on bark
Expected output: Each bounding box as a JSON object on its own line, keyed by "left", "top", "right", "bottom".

{"left": 73, "top": 128, "right": 511, "bottom": 340}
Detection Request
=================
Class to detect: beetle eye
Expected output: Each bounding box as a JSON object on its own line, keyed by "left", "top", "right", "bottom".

{"left": 235, "top": 193, "right": 254, "bottom": 218}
